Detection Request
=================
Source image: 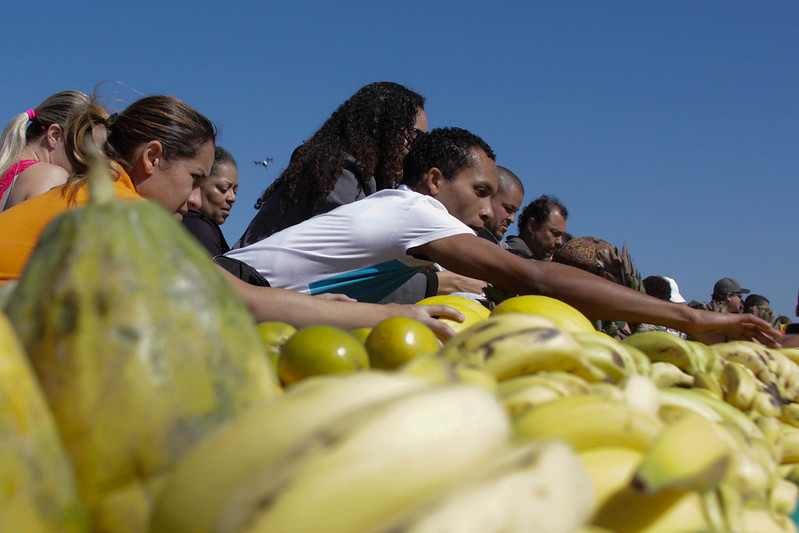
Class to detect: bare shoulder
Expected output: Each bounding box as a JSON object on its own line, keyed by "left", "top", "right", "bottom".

{"left": 6, "top": 163, "right": 69, "bottom": 206}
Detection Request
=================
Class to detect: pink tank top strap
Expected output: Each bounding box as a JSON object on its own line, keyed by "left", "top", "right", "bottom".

{"left": 0, "top": 159, "right": 39, "bottom": 200}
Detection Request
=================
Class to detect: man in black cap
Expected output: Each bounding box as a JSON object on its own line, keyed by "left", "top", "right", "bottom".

{"left": 711, "top": 277, "right": 749, "bottom": 313}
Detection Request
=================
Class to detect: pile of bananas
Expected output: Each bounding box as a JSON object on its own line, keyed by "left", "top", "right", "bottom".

{"left": 433, "top": 308, "right": 799, "bottom": 532}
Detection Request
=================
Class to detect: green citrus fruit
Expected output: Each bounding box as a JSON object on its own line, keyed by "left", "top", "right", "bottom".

{"left": 491, "top": 295, "right": 594, "bottom": 334}
{"left": 350, "top": 327, "right": 372, "bottom": 345}
{"left": 277, "top": 325, "right": 369, "bottom": 386}
{"left": 257, "top": 321, "right": 298, "bottom": 372}
{"left": 365, "top": 317, "right": 441, "bottom": 370}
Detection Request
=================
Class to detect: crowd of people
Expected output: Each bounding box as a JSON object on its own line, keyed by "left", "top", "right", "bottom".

{"left": 0, "top": 82, "right": 793, "bottom": 347}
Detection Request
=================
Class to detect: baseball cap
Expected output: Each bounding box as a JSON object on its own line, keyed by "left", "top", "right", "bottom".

{"left": 663, "top": 277, "right": 686, "bottom": 303}
{"left": 713, "top": 277, "right": 749, "bottom": 298}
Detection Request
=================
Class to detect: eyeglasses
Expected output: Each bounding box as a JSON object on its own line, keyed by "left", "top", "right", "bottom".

{"left": 406, "top": 128, "right": 425, "bottom": 150}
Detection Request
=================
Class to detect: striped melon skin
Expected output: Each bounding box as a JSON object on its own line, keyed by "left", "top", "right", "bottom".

{"left": 6, "top": 197, "right": 280, "bottom": 532}
{"left": 0, "top": 312, "right": 88, "bottom": 533}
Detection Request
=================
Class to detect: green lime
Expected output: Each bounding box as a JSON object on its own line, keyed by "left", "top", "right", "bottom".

{"left": 277, "top": 325, "right": 369, "bottom": 386}
{"left": 365, "top": 317, "right": 440, "bottom": 370}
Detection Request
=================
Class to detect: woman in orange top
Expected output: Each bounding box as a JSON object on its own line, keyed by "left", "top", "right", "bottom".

{"left": 0, "top": 94, "right": 461, "bottom": 335}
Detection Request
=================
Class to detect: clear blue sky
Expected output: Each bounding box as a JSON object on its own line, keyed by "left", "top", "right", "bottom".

{"left": 3, "top": 1, "right": 797, "bottom": 318}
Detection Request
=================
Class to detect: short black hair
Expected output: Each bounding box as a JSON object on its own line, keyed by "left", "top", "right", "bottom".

{"left": 517, "top": 195, "right": 568, "bottom": 237}
{"left": 402, "top": 127, "right": 495, "bottom": 188}
{"left": 644, "top": 275, "right": 672, "bottom": 301}
{"left": 743, "top": 293, "right": 770, "bottom": 314}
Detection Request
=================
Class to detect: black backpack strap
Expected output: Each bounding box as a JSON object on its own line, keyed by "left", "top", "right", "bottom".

{"left": 212, "top": 255, "right": 271, "bottom": 287}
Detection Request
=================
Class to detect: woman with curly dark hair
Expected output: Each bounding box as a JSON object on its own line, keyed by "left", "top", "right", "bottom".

{"left": 235, "top": 81, "right": 427, "bottom": 248}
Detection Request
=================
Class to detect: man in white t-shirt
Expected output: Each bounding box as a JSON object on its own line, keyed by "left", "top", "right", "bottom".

{"left": 226, "top": 128, "right": 781, "bottom": 346}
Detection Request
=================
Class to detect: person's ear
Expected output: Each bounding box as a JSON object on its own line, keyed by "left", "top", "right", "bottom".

{"left": 140, "top": 140, "right": 164, "bottom": 176}
{"left": 45, "top": 124, "right": 63, "bottom": 148}
{"left": 423, "top": 167, "right": 445, "bottom": 196}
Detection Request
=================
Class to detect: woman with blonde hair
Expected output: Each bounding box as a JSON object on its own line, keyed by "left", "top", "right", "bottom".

{"left": 0, "top": 90, "right": 91, "bottom": 210}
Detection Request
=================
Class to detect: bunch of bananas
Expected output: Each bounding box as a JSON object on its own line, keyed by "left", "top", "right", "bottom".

{"left": 151, "top": 371, "right": 594, "bottom": 533}
{"left": 437, "top": 309, "right": 799, "bottom": 532}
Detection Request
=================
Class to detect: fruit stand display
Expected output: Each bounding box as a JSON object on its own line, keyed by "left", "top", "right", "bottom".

{"left": 2, "top": 157, "right": 799, "bottom": 532}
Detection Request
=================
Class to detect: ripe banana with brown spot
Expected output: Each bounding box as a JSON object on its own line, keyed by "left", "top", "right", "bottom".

{"left": 573, "top": 331, "right": 638, "bottom": 382}
{"left": 621, "top": 330, "right": 703, "bottom": 375}
{"left": 693, "top": 370, "right": 724, "bottom": 400}
{"left": 720, "top": 361, "right": 762, "bottom": 412}
{"left": 439, "top": 313, "right": 600, "bottom": 381}
{"left": 712, "top": 341, "right": 776, "bottom": 388}
{"left": 649, "top": 361, "right": 694, "bottom": 388}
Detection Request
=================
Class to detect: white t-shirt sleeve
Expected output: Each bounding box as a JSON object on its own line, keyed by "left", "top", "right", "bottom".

{"left": 393, "top": 195, "right": 475, "bottom": 255}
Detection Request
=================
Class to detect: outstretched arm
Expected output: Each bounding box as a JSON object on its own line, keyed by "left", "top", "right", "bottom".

{"left": 216, "top": 267, "right": 462, "bottom": 338}
{"left": 412, "top": 234, "right": 782, "bottom": 346}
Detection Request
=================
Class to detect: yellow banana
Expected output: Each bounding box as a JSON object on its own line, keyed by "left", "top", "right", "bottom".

{"left": 712, "top": 341, "right": 776, "bottom": 388}
{"left": 591, "top": 487, "right": 710, "bottom": 533}
{"left": 398, "top": 355, "right": 498, "bottom": 392}
{"left": 619, "top": 374, "right": 661, "bottom": 417}
{"left": 439, "top": 313, "right": 598, "bottom": 381}
{"left": 500, "top": 383, "right": 564, "bottom": 416}
{"left": 657, "top": 387, "right": 765, "bottom": 441}
{"left": 577, "top": 446, "right": 643, "bottom": 513}
{"left": 658, "top": 387, "right": 724, "bottom": 425}
{"left": 693, "top": 370, "right": 724, "bottom": 400}
{"left": 782, "top": 402, "right": 799, "bottom": 428}
{"left": 781, "top": 424, "right": 799, "bottom": 463}
{"left": 720, "top": 361, "right": 762, "bottom": 412}
{"left": 754, "top": 415, "right": 785, "bottom": 460}
{"left": 621, "top": 330, "right": 703, "bottom": 374}
{"left": 649, "top": 361, "right": 694, "bottom": 388}
{"left": 750, "top": 391, "right": 784, "bottom": 419}
{"left": 213, "top": 384, "right": 510, "bottom": 533}
{"left": 634, "top": 414, "right": 731, "bottom": 494}
{"left": 717, "top": 421, "right": 776, "bottom": 505}
{"left": 497, "top": 371, "right": 589, "bottom": 398}
{"left": 686, "top": 340, "right": 715, "bottom": 372}
{"left": 740, "top": 507, "right": 798, "bottom": 533}
{"left": 573, "top": 331, "right": 638, "bottom": 382}
{"left": 370, "top": 440, "right": 594, "bottom": 533}
{"left": 514, "top": 394, "right": 664, "bottom": 452}
{"left": 588, "top": 381, "right": 626, "bottom": 402}
{"left": 150, "top": 371, "right": 430, "bottom": 533}
{"left": 624, "top": 344, "right": 652, "bottom": 376}
{"left": 770, "top": 477, "right": 799, "bottom": 516}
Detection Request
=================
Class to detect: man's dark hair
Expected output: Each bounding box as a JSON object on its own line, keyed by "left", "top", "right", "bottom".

{"left": 643, "top": 275, "right": 672, "bottom": 301}
{"left": 743, "top": 293, "right": 770, "bottom": 314}
{"left": 517, "top": 195, "right": 568, "bottom": 236}
{"left": 401, "top": 127, "right": 495, "bottom": 188}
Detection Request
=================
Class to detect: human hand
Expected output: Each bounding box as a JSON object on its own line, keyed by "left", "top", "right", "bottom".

{"left": 386, "top": 303, "right": 463, "bottom": 340}
{"left": 436, "top": 270, "right": 487, "bottom": 296}
{"left": 686, "top": 309, "right": 783, "bottom": 347}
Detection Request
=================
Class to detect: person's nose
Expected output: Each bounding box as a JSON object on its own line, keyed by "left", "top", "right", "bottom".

{"left": 227, "top": 189, "right": 237, "bottom": 206}
{"left": 187, "top": 185, "right": 202, "bottom": 210}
